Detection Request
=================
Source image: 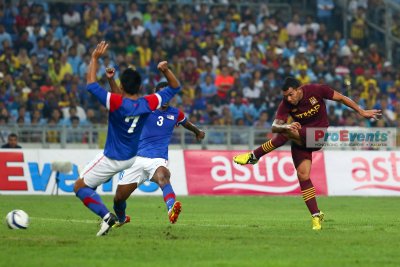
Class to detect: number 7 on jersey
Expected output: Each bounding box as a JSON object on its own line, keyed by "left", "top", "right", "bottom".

{"left": 125, "top": 116, "right": 140, "bottom": 133}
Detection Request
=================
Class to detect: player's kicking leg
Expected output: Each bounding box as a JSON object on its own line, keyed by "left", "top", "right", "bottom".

{"left": 292, "top": 148, "right": 324, "bottom": 230}
{"left": 151, "top": 166, "right": 182, "bottom": 224}
{"left": 233, "top": 131, "right": 302, "bottom": 165}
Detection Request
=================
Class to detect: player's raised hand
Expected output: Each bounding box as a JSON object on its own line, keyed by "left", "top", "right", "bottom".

{"left": 359, "top": 109, "right": 382, "bottom": 120}
{"left": 157, "top": 61, "right": 169, "bottom": 72}
{"left": 92, "top": 41, "right": 109, "bottom": 59}
{"left": 105, "top": 67, "right": 115, "bottom": 79}
{"left": 196, "top": 130, "right": 205, "bottom": 141}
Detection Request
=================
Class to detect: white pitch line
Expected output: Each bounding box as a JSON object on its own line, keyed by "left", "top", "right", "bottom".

{"left": 30, "top": 217, "right": 258, "bottom": 228}
{"left": 31, "top": 217, "right": 98, "bottom": 224}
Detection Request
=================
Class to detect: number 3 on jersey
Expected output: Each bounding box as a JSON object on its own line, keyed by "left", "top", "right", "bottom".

{"left": 157, "top": 116, "right": 164, "bottom": 126}
{"left": 125, "top": 116, "right": 140, "bottom": 133}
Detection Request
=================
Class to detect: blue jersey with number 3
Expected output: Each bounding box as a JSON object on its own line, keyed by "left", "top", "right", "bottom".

{"left": 137, "top": 106, "right": 186, "bottom": 160}
{"left": 86, "top": 82, "right": 180, "bottom": 160}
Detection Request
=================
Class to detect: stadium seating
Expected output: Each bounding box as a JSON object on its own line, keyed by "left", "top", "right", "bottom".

{"left": 0, "top": 1, "right": 399, "bottom": 147}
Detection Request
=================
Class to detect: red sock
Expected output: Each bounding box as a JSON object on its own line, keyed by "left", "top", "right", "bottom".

{"left": 253, "top": 134, "right": 288, "bottom": 159}
{"left": 299, "top": 179, "right": 319, "bottom": 215}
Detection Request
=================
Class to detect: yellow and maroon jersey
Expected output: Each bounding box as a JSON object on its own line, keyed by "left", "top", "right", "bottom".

{"left": 275, "top": 84, "right": 334, "bottom": 128}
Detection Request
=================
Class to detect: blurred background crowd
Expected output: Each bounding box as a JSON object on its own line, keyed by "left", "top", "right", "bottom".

{"left": 0, "top": 0, "right": 399, "bottom": 144}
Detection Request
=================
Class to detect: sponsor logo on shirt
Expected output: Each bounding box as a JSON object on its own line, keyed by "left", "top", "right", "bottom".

{"left": 167, "top": 115, "right": 175, "bottom": 120}
{"left": 294, "top": 104, "right": 320, "bottom": 119}
{"left": 309, "top": 96, "right": 318, "bottom": 106}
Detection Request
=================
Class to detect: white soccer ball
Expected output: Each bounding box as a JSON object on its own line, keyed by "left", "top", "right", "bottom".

{"left": 6, "top": 210, "right": 29, "bottom": 229}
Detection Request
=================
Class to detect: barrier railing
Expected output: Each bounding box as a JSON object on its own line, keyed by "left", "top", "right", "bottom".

{"left": 0, "top": 124, "right": 398, "bottom": 150}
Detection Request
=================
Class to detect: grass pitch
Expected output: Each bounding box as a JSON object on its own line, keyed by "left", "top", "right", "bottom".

{"left": 0, "top": 195, "right": 399, "bottom": 267}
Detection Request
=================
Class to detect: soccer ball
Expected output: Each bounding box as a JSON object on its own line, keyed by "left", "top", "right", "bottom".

{"left": 6, "top": 210, "right": 29, "bottom": 229}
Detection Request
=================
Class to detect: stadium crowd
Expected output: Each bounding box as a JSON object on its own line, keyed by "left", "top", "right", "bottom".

{"left": 0, "top": 0, "right": 399, "bottom": 144}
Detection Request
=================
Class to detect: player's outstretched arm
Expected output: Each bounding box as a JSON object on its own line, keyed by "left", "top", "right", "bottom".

{"left": 105, "top": 67, "right": 123, "bottom": 94}
{"left": 87, "top": 41, "right": 109, "bottom": 84}
{"left": 331, "top": 91, "right": 382, "bottom": 120}
{"left": 86, "top": 41, "right": 119, "bottom": 110}
{"left": 182, "top": 121, "right": 205, "bottom": 141}
{"left": 148, "top": 61, "right": 181, "bottom": 109}
{"left": 158, "top": 61, "right": 180, "bottom": 89}
{"left": 271, "top": 119, "right": 301, "bottom": 134}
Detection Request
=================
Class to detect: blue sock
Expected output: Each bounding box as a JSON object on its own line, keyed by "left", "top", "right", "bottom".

{"left": 76, "top": 187, "right": 109, "bottom": 218}
{"left": 161, "top": 183, "right": 176, "bottom": 211}
{"left": 113, "top": 201, "right": 126, "bottom": 223}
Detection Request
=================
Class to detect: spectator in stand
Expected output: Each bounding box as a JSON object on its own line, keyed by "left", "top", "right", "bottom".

{"left": 48, "top": 17, "right": 64, "bottom": 41}
{"left": 234, "top": 26, "right": 252, "bottom": 54}
{"left": 191, "top": 90, "right": 207, "bottom": 114}
{"left": 46, "top": 118, "right": 60, "bottom": 143}
{"left": 286, "top": 13, "right": 305, "bottom": 38}
{"left": 199, "top": 62, "right": 215, "bottom": 83}
{"left": 63, "top": 6, "right": 81, "bottom": 27}
{"left": 253, "top": 111, "right": 271, "bottom": 129}
{"left": 67, "top": 116, "right": 84, "bottom": 143}
{"left": 215, "top": 65, "right": 235, "bottom": 104}
{"left": 0, "top": 1, "right": 397, "bottom": 134}
{"left": 199, "top": 74, "right": 218, "bottom": 100}
{"left": 247, "top": 98, "right": 267, "bottom": 123}
{"left": 317, "top": 0, "right": 334, "bottom": 30}
{"left": 68, "top": 46, "right": 82, "bottom": 75}
{"left": 243, "top": 79, "right": 261, "bottom": 101}
{"left": 130, "top": 17, "right": 145, "bottom": 37}
{"left": 202, "top": 49, "right": 219, "bottom": 72}
{"left": 350, "top": 7, "right": 367, "bottom": 48}
{"left": 229, "top": 47, "right": 246, "bottom": 71}
{"left": 229, "top": 94, "right": 248, "bottom": 123}
{"left": 374, "top": 98, "right": 396, "bottom": 126}
{"left": 144, "top": 12, "right": 161, "bottom": 38}
{"left": 126, "top": 2, "right": 143, "bottom": 22}
{"left": 181, "top": 59, "right": 199, "bottom": 95}
{"left": 15, "top": 5, "right": 30, "bottom": 32}
{"left": 1, "top": 133, "right": 22, "bottom": 148}
{"left": 0, "top": 25, "right": 12, "bottom": 51}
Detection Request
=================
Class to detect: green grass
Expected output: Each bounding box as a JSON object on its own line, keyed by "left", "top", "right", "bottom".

{"left": 0, "top": 196, "right": 399, "bottom": 267}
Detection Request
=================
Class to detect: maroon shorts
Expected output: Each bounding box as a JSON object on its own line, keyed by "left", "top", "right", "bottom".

{"left": 291, "top": 144, "right": 321, "bottom": 168}
{"left": 291, "top": 126, "right": 324, "bottom": 168}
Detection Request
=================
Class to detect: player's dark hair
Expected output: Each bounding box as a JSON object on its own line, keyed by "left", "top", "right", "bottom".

{"left": 155, "top": 82, "right": 168, "bottom": 92}
{"left": 282, "top": 77, "right": 301, "bottom": 91}
{"left": 120, "top": 68, "right": 142, "bottom": 95}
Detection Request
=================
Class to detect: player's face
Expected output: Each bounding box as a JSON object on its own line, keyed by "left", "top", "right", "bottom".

{"left": 283, "top": 87, "right": 301, "bottom": 105}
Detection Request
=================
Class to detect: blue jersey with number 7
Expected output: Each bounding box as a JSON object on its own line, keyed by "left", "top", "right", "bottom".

{"left": 86, "top": 82, "right": 181, "bottom": 160}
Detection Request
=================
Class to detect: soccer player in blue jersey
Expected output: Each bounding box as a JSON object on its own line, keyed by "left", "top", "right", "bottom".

{"left": 73, "top": 41, "right": 181, "bottom": 236}
{"left": 105, "top": 70, "right": 205, "bottom": 226}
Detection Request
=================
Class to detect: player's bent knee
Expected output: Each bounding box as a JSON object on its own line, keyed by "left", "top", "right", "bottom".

{"left": 152, "top": 167, "right": 170, "bottom": 187}
{"left": 73, "top": 178, "right": 86, "bottom": 193}
{"left": 296, "top": 171, "right": 309, "bottom": 181}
